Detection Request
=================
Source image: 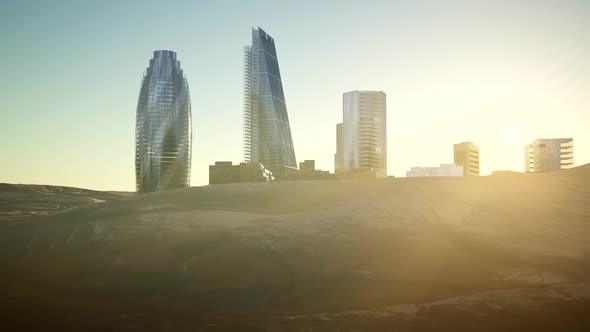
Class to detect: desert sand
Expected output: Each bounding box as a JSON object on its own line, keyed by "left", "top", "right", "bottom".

{"left": 1, "top": 165, "right": 590, "bottom": 331}
{"left": 0, "top": 184, "right": 130, "bottom": 221}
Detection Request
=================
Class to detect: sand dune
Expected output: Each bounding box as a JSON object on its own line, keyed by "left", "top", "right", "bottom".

{"left": 1, "top": 165, "right": 590, "bottom": 330}
{"left": 0, "top": 183, "right": 131, "bottom": 221}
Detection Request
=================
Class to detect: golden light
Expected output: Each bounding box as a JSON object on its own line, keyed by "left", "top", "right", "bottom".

{"left": 500, "top": 125, "right": 524, "bottom": 146}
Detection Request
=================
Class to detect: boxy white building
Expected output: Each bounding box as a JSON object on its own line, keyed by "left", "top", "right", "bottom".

{"left": 406, "top": 164, "right": 464, "bottom": 177}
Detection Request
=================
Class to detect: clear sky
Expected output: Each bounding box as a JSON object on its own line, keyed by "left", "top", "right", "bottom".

{"left": 1, "top": 0, "right": 588, "bottom": 191}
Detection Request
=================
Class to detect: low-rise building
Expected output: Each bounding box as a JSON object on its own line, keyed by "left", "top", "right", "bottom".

{"left": 209, "top": 162, "right": 274, "bottom": 185}
{"left": 284, "top": 160, "right": 334, "bottom": 181}
{"left": 406, "top": 164, "right": 464, "bottom": 177}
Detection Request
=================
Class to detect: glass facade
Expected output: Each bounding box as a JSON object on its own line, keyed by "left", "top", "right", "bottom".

{"left": 244, "top": 28, "right": 297, "bottom": 178}
{"left": 135, "top": 50, "right": 192, "bottom": 193}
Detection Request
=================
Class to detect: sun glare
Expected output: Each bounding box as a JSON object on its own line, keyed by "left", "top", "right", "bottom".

{"left": 500, "top": 125, "right": 524, "bottom": 145}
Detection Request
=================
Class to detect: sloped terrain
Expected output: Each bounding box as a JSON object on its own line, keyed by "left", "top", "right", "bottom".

{"left": 0, "top": 183, "right": 131, "bottom": 221}
{"left": 1, "top": 165, "right": 590, "bottom": 331}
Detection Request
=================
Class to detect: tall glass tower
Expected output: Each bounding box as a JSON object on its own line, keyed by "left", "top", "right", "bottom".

{"left": 135, "top": 50, "right": 192, "bottom": 193}
{"left": 338, "top": 91, "right": 387, "bottom": 178}
{"left": 243, "top": 27, "right": 297, "bottom": 178}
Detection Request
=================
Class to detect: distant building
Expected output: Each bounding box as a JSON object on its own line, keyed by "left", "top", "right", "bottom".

{"left": 284, "top": 160, "right": 334, "bottom": 181}
{"left": 406, "top": 164, "right": 464, "bottom": 178}
{"left": 525, "top": 138, "right": 574, "bottom": 173}
{"left": 336, "top": 91, "right": 387, "bottom": 177}
{"left": 135, "top": 50, "right": 192, "bottom": 193}
{"left": 299, "top": 160, "right": 317, "bottom": 172}
{"left": 243, "top": 27, "right": 297, "bottom": 179}
{"left": 209, "top": 162, "right": 274, "bottom": 185}
{"left": 453, "top": 142, "right": 479, "bottom": 176}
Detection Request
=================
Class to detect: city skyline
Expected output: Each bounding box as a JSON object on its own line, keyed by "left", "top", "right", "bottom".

{"left": 1, "top": 1, "right": 589, "bottom": 190}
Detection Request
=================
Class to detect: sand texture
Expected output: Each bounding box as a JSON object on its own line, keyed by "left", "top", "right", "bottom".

{"left": 1, "top": 165, "right": 589, "bottom": 330}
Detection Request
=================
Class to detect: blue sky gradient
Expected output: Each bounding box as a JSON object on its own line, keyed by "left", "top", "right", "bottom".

{"left": 1, "top": 0, "right": 588, "bottom": 190}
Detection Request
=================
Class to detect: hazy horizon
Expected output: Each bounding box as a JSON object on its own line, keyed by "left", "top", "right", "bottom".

{"left": 1, "top": 0, "right": 588, "bottom": 191}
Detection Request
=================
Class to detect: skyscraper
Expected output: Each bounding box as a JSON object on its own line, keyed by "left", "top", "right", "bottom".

{"left": 454, "top": 142, "right": 480, "bottom": 176}
{"left": 337, "top": 91, "right": 387, "bottom": 177}
{"left": 243, "top": 27, "right": 297, "bottom": 178}
{"left": 135, "top": 50, "right": 192, "bottom": 193}
{"left": 525, "top": 138, "right": 573, "bottom": 173}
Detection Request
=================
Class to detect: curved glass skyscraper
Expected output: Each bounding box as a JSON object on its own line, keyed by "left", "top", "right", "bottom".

{"left": 244, "top": 28, "right": 297, "bottom": 178}
{"left": 135, "top": 50, "right": 192, "bottom": 193}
